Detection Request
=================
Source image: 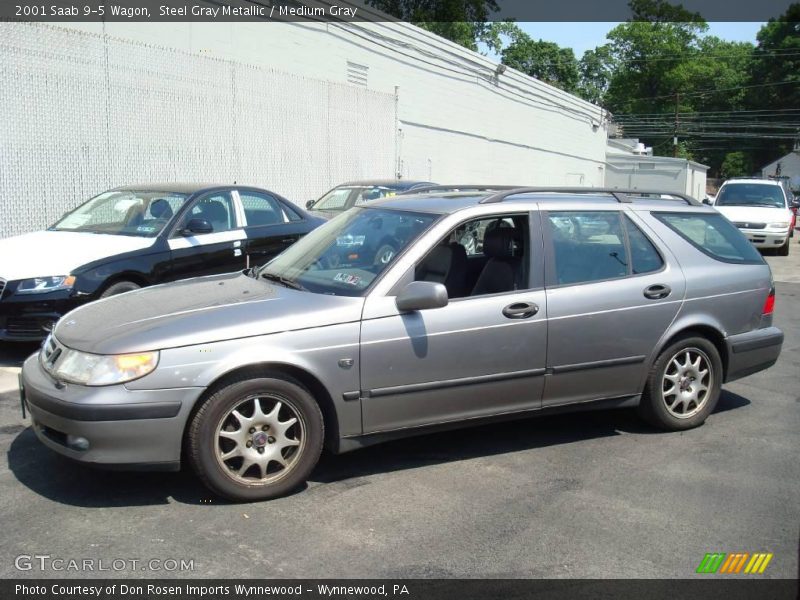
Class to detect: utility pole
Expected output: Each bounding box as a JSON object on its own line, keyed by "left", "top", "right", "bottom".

{"left": 673, "top": 92, "right": 680, "bottom": 158}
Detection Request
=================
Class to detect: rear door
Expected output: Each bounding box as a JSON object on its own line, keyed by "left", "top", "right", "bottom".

{"left": 236, "top": 190, "right": 310, "bottom": 269}
{"left": 167, "top": 190, "right": 245, "bottom": 280}
{"left": 541, "top": 207, "right": 686, "bottom": 407}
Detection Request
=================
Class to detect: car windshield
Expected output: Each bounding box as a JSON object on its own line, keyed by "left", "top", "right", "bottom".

{"left": 314, "top": 186, "right": 399, "bottom": 212}
{"left": 51, "top": 190, "right": 189, "bottom": 237}
{"left": 258, "top": 207, "right": 438, "bottom": 296}
{"left": 715, "top": 184, "right": 786, "bottom": 209}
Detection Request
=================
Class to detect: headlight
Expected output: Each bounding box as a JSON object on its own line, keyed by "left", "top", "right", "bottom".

{"left": 16, "top": 275, "right": 75, "bottom": 295}
{"left": 46, "top": 348, "right": 159, "bottom": 386}
{"left": 767, "top": 222, "right": 790, "bottom": 228}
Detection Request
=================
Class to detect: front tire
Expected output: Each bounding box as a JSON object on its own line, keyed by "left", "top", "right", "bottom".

{"left": 777, "top": 238, "right": 790, "bottom": 256}
{"left": 187, "top": 374, "right": 324, "bottom": 502}
{"left": 100, "top": 280, "right": 140, "bottom": 298}
{"left": 638, "top": 336, "right": 722, "bottom": 431}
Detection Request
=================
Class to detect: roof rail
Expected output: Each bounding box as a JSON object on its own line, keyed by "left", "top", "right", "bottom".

{"left": 398, "top": 184, "right": 522, "bottom": 195}
{"left": 478, "top": 187, "right": 701, "bottom": 206}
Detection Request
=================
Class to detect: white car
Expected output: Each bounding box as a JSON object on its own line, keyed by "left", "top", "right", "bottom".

{"left": 712, "top": 178, "right": 796, "bottom": 256}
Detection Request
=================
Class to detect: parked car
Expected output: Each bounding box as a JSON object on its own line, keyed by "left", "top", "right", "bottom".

{"left": 0, "top": 184, "right": 323, "bottom": 341}
{"left": 306, "top": 179, "right": 435, "bottom": 218}
{"left": 711, "top": 178, "right": 798, "bottom": 255}
{"left": 21, "top": 187, "right": 783, "bottom": 502}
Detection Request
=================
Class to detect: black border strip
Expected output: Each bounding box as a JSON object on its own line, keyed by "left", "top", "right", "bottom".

{"left": 368, "top": 367, "right": 546, "bottom": 398}
{"left": 26, "top": 392, "right": 181, "bottom": 421}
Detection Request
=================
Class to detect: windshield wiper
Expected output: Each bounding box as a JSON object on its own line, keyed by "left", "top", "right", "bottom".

{"left": 260, "top": 272, "right": 306, "bottom": 291}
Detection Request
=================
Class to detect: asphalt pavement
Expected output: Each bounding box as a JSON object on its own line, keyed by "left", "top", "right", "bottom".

{"left": 0, "top": 250, "right": 798, "bottom": 579}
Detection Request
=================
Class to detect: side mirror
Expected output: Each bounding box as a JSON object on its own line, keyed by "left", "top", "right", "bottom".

{"left": 181, "top": 218, "right": 213, "bottom": 236}
{"left": 791, "top": 200, "right": 800, "bottom": 209}
{"left": 395, "top": 281, "right": 448, "bottom": 312}
{"left": 306, "top": 200, "right": 315, "bottom": 209}
{"left": 702, "top": 198, "right": 712, "bottom": 205}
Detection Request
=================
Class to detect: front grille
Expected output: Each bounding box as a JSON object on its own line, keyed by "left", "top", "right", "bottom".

{"left": 733, "top": 222, "right": 766, "bottom": 230}
{"left": 7, "top": 317, "right": 43, "bottom": 336}
{"left": 41, "top": 334, "right": 65, "bottom": 374}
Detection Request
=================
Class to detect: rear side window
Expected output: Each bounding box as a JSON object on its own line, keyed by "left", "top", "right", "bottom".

{"left": 624, "top": 216, "right": 663, "bottom": 274}
{"left": 653, "top": 212, "right": 763, "bottom": 264}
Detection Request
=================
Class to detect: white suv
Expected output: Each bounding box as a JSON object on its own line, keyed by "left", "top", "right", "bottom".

{"left": 712, "top": 178, "right": 796, "bottom": 256}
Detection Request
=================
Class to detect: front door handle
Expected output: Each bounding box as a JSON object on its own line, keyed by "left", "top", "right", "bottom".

{"left": 643, "top": 284, "right": 671, "bottom": 300}
{"left": 502, "top": 302, "right": 539, "bottom": 319}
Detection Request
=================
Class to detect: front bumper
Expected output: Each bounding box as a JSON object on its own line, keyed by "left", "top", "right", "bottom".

{"left": 738, "top": 229, "right": 789, "bottom": 248}
{"left": 724, "top": 326, "right": 783, "bottom": 383}
{"left": 21, "top": 354, "right": 205, "bottom": 470}
{"left": 0, "top": 289, "right": 80, "bottom": 342}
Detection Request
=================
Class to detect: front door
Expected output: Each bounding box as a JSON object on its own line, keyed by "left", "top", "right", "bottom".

{"left": 167, "top": 191, "right": 246, "bottom": 280}
{"left": 541, "top": 209, "right": 686, "bottom": 407}
{"left": 360, "top": 211, "right": 548, "bottom": 433}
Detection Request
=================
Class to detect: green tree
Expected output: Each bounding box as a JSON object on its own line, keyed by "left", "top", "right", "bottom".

{"left": 577, "top": 45, "right": 614, "bottom": 104}
{"left": 501, "top": 35, "right": 580, "bottom": 92}
{"left": 720, "top": 151, "right": 752, "bottom": 178}
{"left": 364, "top": 0, "right": 500, "bottom": 51}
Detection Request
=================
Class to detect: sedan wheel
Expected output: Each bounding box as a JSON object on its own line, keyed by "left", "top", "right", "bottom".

{"left": 638, "top": 335, "right": 722, "bottom": 431}
{"left": 188, "top": 374, "right": 324, "bottom": 501}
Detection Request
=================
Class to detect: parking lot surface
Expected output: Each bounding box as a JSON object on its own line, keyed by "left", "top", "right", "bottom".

{"left": 0, "top": 251, "right": 798, "bottom": 579}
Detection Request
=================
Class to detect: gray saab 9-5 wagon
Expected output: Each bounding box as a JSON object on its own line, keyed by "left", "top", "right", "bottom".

{"left": 20, "top": 187, "right": 783, "bottom": 501}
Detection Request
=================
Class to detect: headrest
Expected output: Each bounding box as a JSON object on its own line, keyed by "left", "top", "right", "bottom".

{"left": 149, "top": 199, "right": 173, "bottom": 219}
{"left": 483, "top": 227, "right": 521, "bottom": 259}
{"left": 422, "top": 244, "right": 452, "bottom": 275}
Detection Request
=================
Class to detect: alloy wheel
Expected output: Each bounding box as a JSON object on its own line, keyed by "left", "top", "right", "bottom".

{"left": 661, "top": 347, "right": 713, "bottom": 419}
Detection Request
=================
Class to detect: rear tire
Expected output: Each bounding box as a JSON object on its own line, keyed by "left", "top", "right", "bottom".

{"left": 100, "top": 280, "right": 141, "bottom": 298}
{"left": 777, "top": 238, "right": 790, "bottom": 256}
{"left": 187, "top": 373, "right": 324, "bottom": 502}
{"left": 638, "top": 335, "right": 722, "bottom": 431}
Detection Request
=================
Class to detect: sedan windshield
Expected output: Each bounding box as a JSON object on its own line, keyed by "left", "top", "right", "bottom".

{"left": 51, "top": 191, "right": 189, "bottom": 236}
{"left": 314, "top": 186, "right": 399, "bottom": 212}
{"left": 258, "top": 207, "right": 438, "bottom": 296}
{"left": 715, "top": 184, "right": 786, "bottom": 209}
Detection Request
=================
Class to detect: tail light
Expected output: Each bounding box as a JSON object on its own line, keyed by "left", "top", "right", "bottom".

{"left": 762, "top": 287, "right": 775, "bottom": 316}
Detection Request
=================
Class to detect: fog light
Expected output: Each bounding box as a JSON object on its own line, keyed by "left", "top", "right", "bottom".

{"left": 66, "top": 435, "right": 90, "bottom": 451}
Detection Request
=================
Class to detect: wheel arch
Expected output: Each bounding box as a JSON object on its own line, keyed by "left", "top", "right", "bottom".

{"left": 183, "top": 362, "right": 341, "bottom": 454}
{"left": 97, "top": 271, "right": 151, "bottom": 295}
{"left": 646, "top": 322, "right": 729, "bottom": 387}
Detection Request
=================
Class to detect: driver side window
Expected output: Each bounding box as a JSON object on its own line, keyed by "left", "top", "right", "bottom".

{"left": 179, "top": 192, "right": 236, "bottom": 234}
{"left": 414, "top": 214, "right": 529, "bottom": 299}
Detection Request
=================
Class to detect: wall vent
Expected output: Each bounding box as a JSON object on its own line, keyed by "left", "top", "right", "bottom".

{"left": 347, "top": 61, "right": 369, "bottom": 87}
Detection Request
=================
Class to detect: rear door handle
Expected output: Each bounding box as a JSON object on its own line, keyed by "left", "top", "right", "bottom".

{"left": 643, "top": 284, "right": 671, "bottom": 300}
{"left": 502, "top": 302, "right": 539, "bottom": 319}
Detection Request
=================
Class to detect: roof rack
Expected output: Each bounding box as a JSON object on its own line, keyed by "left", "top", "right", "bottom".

{"left": 478, "top": 187, "right": 701, "bottom": 206}
{"left": 398, "top": 184, "right": 522, "bottom": 195}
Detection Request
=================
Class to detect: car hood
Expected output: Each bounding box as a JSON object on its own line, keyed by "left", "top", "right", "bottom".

{"left": 0, "top": 230, "right": 157, "bottom": 281}
{"left": 714, "top": 205, "right": 790, "bottom": 224}
{"left": 54, "top": 272, "right": 365, "bottom": 354}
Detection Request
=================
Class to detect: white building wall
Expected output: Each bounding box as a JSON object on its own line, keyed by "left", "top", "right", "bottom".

{"left": 0, "top": 10, "right": 608, "bottom": 237}
{"left": 761, "top": 152, "right": 800, "bottom": 189}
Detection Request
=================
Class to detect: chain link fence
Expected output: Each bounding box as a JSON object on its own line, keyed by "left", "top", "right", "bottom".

{"left": 0, "top": 23, "right": 397, "bottom": 238}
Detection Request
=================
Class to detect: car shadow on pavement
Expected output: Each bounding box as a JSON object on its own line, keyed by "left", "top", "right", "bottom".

{"left": 0, "top": 342, "right": 39, "bottom": 368}
{"left": 5, "top": 390, "right": 750, "bottom": 508}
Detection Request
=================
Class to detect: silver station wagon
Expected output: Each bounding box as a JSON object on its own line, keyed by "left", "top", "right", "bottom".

{"left": 20, "top": 187, "right": 784, "bottom": 501}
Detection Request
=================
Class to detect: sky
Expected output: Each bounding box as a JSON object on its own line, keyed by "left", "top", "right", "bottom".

{"left": 515, "top": 22, "right": 765, "bottom": 57}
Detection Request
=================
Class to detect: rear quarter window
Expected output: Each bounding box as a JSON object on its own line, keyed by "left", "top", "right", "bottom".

{"left": 653, "top": 212, "right": 764, "bottom": 264}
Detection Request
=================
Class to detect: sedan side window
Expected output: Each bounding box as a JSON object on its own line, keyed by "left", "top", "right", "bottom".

{"left": 181, "top": 193, "right": 236, "bottom": 234}
{"left": 239, "top": 192, "right": 285, "bottom": 227}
